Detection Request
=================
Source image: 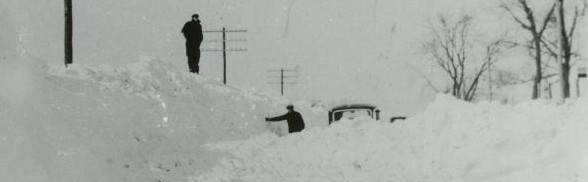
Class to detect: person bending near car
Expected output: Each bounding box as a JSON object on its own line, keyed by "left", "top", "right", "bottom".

{"left": 266, "top": 104, "right": 305, "bottom": 133}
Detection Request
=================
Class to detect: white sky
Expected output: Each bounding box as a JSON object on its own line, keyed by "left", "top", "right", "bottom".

{"left": 2, "top": 0, "right": 587, "bottom": 115}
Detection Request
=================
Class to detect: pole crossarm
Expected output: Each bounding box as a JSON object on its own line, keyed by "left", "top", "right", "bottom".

{"left": 201, "top": 48, "right": 248, "bottom": 52}
{"left": 204, "top": 38, "right": 248, "bottom": 42}
{"left": 267, "top": 82, "right": 298, "bottom": 84}
{"left": 266, "top": 75, "right": 298, "bottom": 78}
{"left": 267, "top": 69, "right": 296, "bottom": 72}
{"left": 200, "top": 27, "right": 247, "bottom": 85}
{"left": 266, "top": 67, "right": 298, "bottom": 95}
{"left": 203, "top": 29, "right": 247, "bottom": 33}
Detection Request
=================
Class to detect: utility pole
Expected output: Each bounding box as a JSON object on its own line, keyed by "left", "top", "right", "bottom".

{"left": 222, "top": 28, "right": 226, "bottom": 85}
{"left": 266, "top": 68, "right": 297, "bottom": 95}
{"left": 202, "top": 27, "right": 247, "bottom": 85}
{"left": 64, "top": 0, "right": 73, "bottom": 67}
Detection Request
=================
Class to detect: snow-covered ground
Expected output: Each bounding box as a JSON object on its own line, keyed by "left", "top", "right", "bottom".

{"left": 3, "top": 54, "right": 588, "bottom": 182}
{"left": 196, "top": 95, "right": 588, "bottom": 182}
{"left": 0, "top": 55, "right": 324, "bottom": 182}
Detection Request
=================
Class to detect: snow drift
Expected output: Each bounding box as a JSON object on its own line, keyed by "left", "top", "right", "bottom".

{"left": 0, "top": 56, "right": 312, "bottom": 182}
{"left": 195, "top": 95, "right": 588, "bottom": 182}
{"left": 2, "top": 55, "right": 588, "bottom": 182}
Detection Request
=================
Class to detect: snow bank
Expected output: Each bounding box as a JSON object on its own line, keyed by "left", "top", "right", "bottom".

{"left": 0, "top": 56, "right": 309, "bottom": 182}
{"left": 194, "top": 94, "right": 588, "bottom": 182}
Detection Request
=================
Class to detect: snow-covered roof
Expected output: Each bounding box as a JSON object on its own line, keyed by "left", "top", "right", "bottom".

{"left": 329, "top": 104, "right": 378, "bottom": 112}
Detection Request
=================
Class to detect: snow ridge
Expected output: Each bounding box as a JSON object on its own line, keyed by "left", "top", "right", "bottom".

{"left": 1, "top": 56, "right": 295, "bottom": 182}
{"left": 194, "top": 94, "right": 588, "bottom": 182}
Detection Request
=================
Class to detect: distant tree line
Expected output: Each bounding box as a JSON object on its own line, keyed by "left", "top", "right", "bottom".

{"left": 422, "top": 0, "right": 587, "bottom": 102}
{"left": 501, "top": 0, "right": 586, "bottom": 100}
{"left": 423, "top": 14, "right": 502, "bottom": 102}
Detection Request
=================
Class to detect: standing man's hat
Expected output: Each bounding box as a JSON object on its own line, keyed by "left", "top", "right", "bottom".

{"left": 192, "top": 14, "right": 199, "bottom": 18}
{"left": 286, "top": 104, "right": 294, "bottom": 109}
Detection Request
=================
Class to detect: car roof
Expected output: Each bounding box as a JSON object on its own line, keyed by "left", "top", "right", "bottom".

{"left": 330, "top": 104, "right": 378, "bottom": 111}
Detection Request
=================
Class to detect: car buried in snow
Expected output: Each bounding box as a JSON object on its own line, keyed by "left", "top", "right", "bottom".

{"left": 328, "top": 104, "right": 381, "bottom": 124}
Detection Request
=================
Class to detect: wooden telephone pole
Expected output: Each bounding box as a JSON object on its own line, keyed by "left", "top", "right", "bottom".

{"left": 202, "top": 28, "right": 247, "bottom": 84}
{"left": 267, "top": 68, "right": 297, "bottom": 95}
{"left": 64, "top": 0, "right": 73, "bottom": 66}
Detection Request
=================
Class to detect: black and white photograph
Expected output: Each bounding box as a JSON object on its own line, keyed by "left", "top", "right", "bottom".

{"left": 1, "top": 0, "right": 588, "bottom": 181}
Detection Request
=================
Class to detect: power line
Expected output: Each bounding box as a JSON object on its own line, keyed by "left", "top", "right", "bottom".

{"left": 201, "top": 48, "right": 248, "bottom": 52}
{"left": 267, "top": 82, "right": 298, "bottom": 84}
{"left": 266, "top": 75, "right": 298, "bottom": 79}
{"left": 267, "top": 69, "right": 296, "bottom": 72}
{"left": 204, "top": 38, "right": 248, "bottom": 43}
{"left": 202, "top": 27, "right": 247, "bottom": 85}
{"left": 266, "top": 68, "right": 298, "bottom": 95}
{"left": 203, "top": 29, "right": 247, "bottom": 33}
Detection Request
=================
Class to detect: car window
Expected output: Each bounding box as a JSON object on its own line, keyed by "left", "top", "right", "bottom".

{"left": 333, "top": 109, "right": 372, "bottom": 121}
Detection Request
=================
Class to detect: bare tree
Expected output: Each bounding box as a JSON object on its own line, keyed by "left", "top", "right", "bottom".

{"left": 541, "top": 0, "right": 587, "bottom": 98}
{"left": 65, "top": 0, "right": 73, "bottom": 66}
{"left": 424, "top": 14, "right": 502, "bottom": 101}
{"left": 500, "top": 0, "right": 556, "bottom": 99}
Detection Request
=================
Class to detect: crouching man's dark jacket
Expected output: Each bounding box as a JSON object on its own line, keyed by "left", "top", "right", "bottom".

{"left": 267, "top": 111, "right": 305, "bottom": 133}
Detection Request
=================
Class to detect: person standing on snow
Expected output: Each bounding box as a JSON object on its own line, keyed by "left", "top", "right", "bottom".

{"left": 181, "top": 13, "right": 203, "bottom": 74}
{"left": 266, "top": 104, "right": 305, "bottom": 133}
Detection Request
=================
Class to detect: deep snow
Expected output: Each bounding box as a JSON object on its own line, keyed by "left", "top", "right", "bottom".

{"left": 0, "top": 55, "right": 324, "bottom": 182}
{"left": 195, "top": 95, "right": 588, "bottom": 182}
{"left": 2, "top": 1, "right": 588, "bottom": 182}
{"left": 2, "top": 54, "right": 588, "bottom": 182}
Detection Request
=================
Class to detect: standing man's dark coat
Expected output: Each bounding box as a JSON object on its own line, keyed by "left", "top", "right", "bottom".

{"left": 182, "top": 14, "right": 203, "bottom": 74}
{"left": 266, "top": 105, "right": 305, "bottom": 133}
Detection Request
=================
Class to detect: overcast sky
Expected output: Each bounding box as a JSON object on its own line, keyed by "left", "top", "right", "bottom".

{"left": 2, "top": 0, "right": 587, "bottom": 115}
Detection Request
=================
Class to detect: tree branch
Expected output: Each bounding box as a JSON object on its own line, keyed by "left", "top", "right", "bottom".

{"left": 540, "top": 38, "right": 558, "bottom": 58}
{"left": 538, "top": 2, "right": 556, "bottom": 36}
{"left": 501, "top": 1, "right": 533, "bottom": 30}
